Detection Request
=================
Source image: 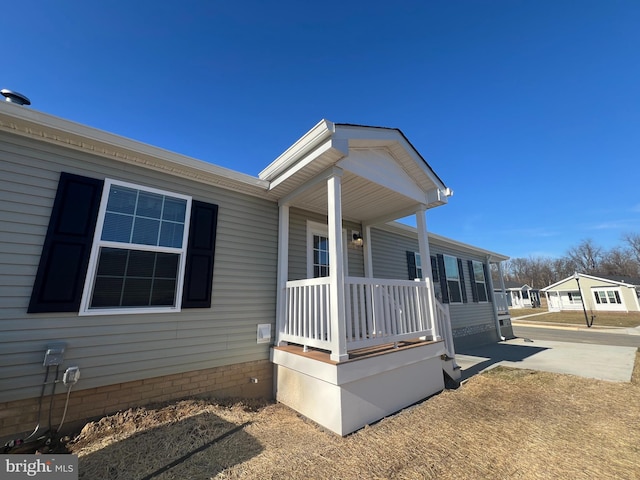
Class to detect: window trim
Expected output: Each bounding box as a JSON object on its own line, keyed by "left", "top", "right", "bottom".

{"left": 79, "top": 179, "right": 192, "bottom": 315}
{"left": 306, "top": 221, "right": 348, "bottom": 279}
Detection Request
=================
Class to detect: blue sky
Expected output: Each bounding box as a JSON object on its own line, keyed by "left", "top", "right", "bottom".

{"left": 3, "top": 0, "right": 639, "bottom": 259}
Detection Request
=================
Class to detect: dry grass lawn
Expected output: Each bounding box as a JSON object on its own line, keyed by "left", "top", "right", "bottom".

{"left": 512, "top": 309, "right": 640, "bottom": 328}
{"left": 67, "top": 350, "right": 640, "bottom": 480}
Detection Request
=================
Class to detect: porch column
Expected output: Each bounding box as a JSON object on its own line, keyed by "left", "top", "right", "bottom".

{"left": 328, "top": 171, "right": 348, "bottom": 362}
{"left": 496, "top": 261, "right": 507, "bottom": 295}
{"left": 487, "top": 257, "right": 505, "bottom": 341}
{"left": 363, "top": 225, "right": 373, "bottom": 278}
{"left": 416, "top": 206, "right": 437, "bottom": 339}
{"left": 275, "top": 204, "right": 290, "bottom": 346}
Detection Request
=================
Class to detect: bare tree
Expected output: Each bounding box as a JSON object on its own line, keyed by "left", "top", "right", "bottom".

{"left": 566, "top": 239, "right": 602, "bottom": 274}
{"left": 493, "top": 233, "right": 640, "bottom": 291}
{"left": 600, "top": 247, "right": 639, "bottom": 276}
{"left": 622, "top": 233, "right": 640, "bottom": 266}
{"left": 552, "top": 257, "right": 575, "bottom": 280}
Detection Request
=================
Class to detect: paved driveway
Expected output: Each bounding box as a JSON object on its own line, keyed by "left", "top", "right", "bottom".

{"left": 456, "top": 337, "right": 637, "bottom": 382}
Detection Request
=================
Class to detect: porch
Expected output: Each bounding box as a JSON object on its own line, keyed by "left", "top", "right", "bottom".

{"left": 261, "top": 121, "right": 455, "bottom": 435}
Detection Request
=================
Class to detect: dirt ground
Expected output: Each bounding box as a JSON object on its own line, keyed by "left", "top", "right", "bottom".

{"left": 66, "top": 350, "right": 640, "bottom": 480}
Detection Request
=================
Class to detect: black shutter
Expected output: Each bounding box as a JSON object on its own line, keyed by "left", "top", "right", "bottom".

{"left": 483, "top": 263, "right": 492, "bottom": 303}
{"left": 406, "top": 251, "right": 417, "bottom": 279}
{"left": 437, "top": 254, "right": 449, "bottom": 303}
{"left": 182, "top": 200, "right": 218, "bottom": 308}
{"left": 468, "top": 260, "right": 479, "bottom": 302}
{"left": 28, "top": 172, "right": 104, "bottom": 313}
{"left": 458, "top": 258, "right": 468, "bottom": 303}
{"left": 430, "top": 255, "right": 439, "bottom": 282}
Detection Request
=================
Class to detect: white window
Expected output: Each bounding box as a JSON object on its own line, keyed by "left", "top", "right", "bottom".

{"left": 306, "top": 221, "right": 348, "bottom": 279}
{"left": 80, "top": 179, "right": 191, "bottom": 314}
{"left": 414, "top": 252, "right": 423, "bottom": 279}
{"left": 472, "top": 260, "right": 488, "bottom": 302}
{"left": 312, "top": 232, "right": 330, "bottom": 278}
{"left": 594, "top": 290, "right": 621, "bottom": 305}
{"left": 567, "top": 291, "right": 582, "bottom": 304}
{"left": 444, "top": 254, "right": 463, "bottom": 303}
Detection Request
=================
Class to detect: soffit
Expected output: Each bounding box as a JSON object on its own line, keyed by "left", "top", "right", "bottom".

{"left": 290, "top": 170, "right": 426, "bottom": 223}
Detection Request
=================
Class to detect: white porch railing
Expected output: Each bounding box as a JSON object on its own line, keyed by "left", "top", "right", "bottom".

{"left": 434, "top": 300, "right": 455, "bottom": 360}
{"left": 280, "top": 277, "right": 454, "bottom": 358}
{"left": 494, "top": 291, "right": 510, "bottom": 315}
{"left": 343, "top": 277, "right": 436, "bottom": 349}
{"left": 281, "top": 277, "right": 332, "bottom": 351}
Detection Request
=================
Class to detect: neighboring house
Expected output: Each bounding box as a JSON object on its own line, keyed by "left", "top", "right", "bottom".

{"left": 0, "top": 101, "right": 511, "bottom": 438}
{"left": 498, "top": 281, "right": 541, "bottom": 309}
{"left": 542, "top": 273, "right": 640, "bottom": 313}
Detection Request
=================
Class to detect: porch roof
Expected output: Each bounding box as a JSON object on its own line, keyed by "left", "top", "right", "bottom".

{"left": 259, "top": 120, "right": 452, "bottom": 223}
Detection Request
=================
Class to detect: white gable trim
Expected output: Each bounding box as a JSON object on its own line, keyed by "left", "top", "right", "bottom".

{"left": 338, "top": 148, "right": 426, "bottom": 204}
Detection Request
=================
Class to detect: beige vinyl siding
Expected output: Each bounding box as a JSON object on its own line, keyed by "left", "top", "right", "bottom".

{"left": 0, "top": 131, "right": 278, "bottom": 403}
{"left": 618, "top": 286, "right": 640, "bottom": 311}
{"left": 288, "top": 207, "right": 364, "bottom": 281}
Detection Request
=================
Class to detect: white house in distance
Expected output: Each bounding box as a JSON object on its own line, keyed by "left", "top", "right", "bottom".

{"left": 498, "top": 281, "right": 541, "bottom": 309}
{"left": 0, "top": 97, "right": 512, "bottom": 439}
{"left": 542, "top": 273, "right": 640, "bottom": 313}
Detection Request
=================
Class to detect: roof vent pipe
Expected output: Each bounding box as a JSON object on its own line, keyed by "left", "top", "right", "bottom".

{"left": 1, "top": 89, "right": 31, "bottom": 106}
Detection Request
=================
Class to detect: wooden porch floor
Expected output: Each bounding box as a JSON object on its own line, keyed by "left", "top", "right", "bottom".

{"left": 273, "top": 338, "right": 443, "bottom": 365}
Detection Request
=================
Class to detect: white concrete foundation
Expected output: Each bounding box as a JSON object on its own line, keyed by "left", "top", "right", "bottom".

{"left": 272, "top": 342, "right": 446, "bottom": 436}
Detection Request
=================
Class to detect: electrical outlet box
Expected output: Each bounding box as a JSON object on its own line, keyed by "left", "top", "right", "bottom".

{"left": 43, "top": 344, "right": 65, "bottom": 366}
{"left": 63, "top": 366, "right": 80, "bottom": 386}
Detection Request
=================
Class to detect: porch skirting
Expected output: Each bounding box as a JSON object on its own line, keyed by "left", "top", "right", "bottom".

{"left": 271, "top": 341, "right": 446, "bottom": 436}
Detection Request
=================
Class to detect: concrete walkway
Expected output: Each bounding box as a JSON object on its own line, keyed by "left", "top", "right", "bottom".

{"left": 456, "top": 337, "right": 637, "bottom": 383}
{"left": 511, "top": 318, "right": 640, "bottom": 336}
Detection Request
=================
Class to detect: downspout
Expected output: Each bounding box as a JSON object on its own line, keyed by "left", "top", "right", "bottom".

{"left": 487, "top": 256, "right": 506, "bottom": 341}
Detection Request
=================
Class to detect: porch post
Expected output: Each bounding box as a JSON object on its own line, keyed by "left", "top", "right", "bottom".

{"left": 328, "top": 171, "right": 348, "bottom": 362}
{"left": 496, "top": 261, "right": 507, "bottom": 296}
{"left": 416, "top": 206, "right": 438, "bottom": 339}
{"left": 363, "top": 225, "right": 373, "bottom": 278}
{"left": 487, "top": 257, "right": 505, "bottom": 341}
{"left": 275, "top": 203, "right": 290, "bottom": 346}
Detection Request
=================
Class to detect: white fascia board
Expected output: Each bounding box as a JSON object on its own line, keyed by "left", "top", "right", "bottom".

{"left": 0, "top": 102, "right": 270, "bottom": 194}
{"left": 268, "top": 138, "right": 348, "bottom": 192}
{"left": 259, "top": 119, "right": 335, "bottom": 181}
{"left": 374, "top": 221, "right": 510, "bottom": 262}
{"left": 541, "top": 275, "right": 576, "bottom": 291}
{"left": 579, "top": 273, "right": 635, "bottom": 288}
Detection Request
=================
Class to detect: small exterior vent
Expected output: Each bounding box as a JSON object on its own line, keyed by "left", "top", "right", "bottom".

{"left": 1, "top": 89, "right": 31, "bottom": 106}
